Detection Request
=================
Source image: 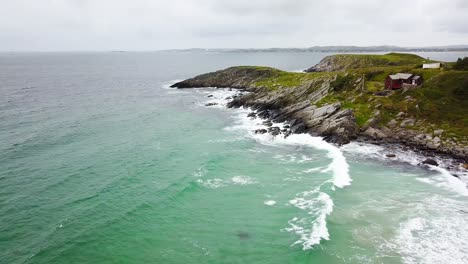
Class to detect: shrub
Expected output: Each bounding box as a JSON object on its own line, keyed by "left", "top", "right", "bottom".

{"left": 453, "top": 57, "right": 468, "bottom": 70}
{"left": 330, "top": 75, "right": 353, "bottom": 91}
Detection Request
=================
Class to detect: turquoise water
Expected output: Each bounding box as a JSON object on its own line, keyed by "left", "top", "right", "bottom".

{"left": 1, "top": 51, "right": 468, "bottom": 264}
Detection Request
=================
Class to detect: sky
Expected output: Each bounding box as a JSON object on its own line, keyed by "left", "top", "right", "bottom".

{"left": 0, "top": 0, "right": 467, "bottom": 51}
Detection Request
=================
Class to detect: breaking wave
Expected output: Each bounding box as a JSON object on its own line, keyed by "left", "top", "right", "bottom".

{"left": 196, "top": 88, "right": 353, "bottom": 250}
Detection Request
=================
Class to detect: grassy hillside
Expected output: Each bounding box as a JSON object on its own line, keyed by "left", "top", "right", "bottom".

{"left": 307, "top": 53, "right": 432, "bottom": 72}
{"left": 237, "top": 53, "right": 467, "bottom": 142}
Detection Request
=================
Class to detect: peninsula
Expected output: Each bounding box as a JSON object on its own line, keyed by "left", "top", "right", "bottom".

{"left": 172, "top": 53, "right": 468, "bottom": 163}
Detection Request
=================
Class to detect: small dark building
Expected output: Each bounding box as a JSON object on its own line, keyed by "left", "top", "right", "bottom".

{"left": 385, "top": 73, "right": 423, "bottom": 90}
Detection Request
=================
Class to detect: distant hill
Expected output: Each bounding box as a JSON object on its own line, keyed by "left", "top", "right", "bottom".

{"left": 161, "top": 45, "right": 468, "bottom": 53}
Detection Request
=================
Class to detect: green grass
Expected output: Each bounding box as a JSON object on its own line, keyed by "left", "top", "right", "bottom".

{"left": 252, "top": 69, "right": 333, "bottom": 90}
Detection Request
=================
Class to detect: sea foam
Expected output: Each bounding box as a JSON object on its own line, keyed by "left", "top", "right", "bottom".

{"left": 388, "top": 196, "right": 468, "bottom": 264}
{"left": 286, "top": 189, "right": 334, "bottom": 250}
{"left": 342, "top": 142, "right": 468, "bottom": 196}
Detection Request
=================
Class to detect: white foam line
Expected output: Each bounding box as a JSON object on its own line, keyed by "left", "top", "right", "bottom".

{"left": 427, "top": 165, "right": 468, "bottom": 196}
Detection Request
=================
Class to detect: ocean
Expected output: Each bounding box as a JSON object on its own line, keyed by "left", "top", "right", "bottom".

{"left": 1, "top": 51, "right": 468, "bottom": 264}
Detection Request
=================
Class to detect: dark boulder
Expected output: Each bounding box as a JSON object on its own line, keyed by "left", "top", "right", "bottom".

{"left": 422, "top": 158, "right": 439, "bottom": 166}
{"left": 247, "top": 112, "right": 256, "bottom": 118}
{"left": 290, "top": 123, "right": 306, "bottom": 134}
{"left": 227, "top": 98, "right": 243, "bottom": 108}
{"left": 257, "top": 110, "right": 270, "bottom": 119}
{"left": 205, "top": 102, "right": 218, "bottom": 106}
{"left": 262, "top": 120, "right": 273, "bottom": 127}
{"left": 207, "top": 94, "right": 214, "bottom": 98}
{"left": 255, "top": 129, "right": 268, "bottom": 134}
{"left": 386, "top": 154, "right": 396, "bottom": 158}
{"left": 268, "top": 126, "right": 281, "bottom": 136}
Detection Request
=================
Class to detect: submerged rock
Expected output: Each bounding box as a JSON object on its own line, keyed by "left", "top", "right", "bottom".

{"left": 386, "top": 154, "right": 396, "bottom": 158}
{"left": 205, "top": 102, "right": 218, "bottom": 106}
{"left": 237, "top": 231, "right": 250, "bottom": 239}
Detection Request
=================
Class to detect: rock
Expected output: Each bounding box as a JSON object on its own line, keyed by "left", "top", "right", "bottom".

{"left": 283, "top": 130, "right": 292, "bottom": 138}
{"left": 225, "top": 96, "right": 232, "bottom": 100}
{"left": 262, "top": 120, "right": 273, "bottom": 127}
{"left": 433, "top": 129, "right": 444, "bottom": 136}
{"left": 363, "top": 116, "right": 380, "bottom": 130}
{"left": 400, "top": 118, "right": 415, "bottom": 127}
{"left": 257, "top": 110, "right": 270, "bottom": 119}
{"left": 247, "top": 112, "right": 256, "bottom": 118}
{"left": 205, "top": 102, "right": 218, "bottom": 106}
{"left": 207, "top": 94, "right": 214, "bottom": 98}
{"left": 281, "top": 128, "right": 288, "bottom": 132}
{"left": 227, "top": 98, "right": 243, "bottom": 108}
{"left": 396, "top": 112, "right": 406, "bottom": 118}
{"left": 283, "top": 125, "right": 290, "bottom": 129}
{"left": 386, "top": 154, "right": 396, "bottom": 158}
{"left": 422, "top": 158, "right": 438, "bottom": 166}
{"left": 268, "top": 126, "right": 281, "bottom": 136}
{"left": 362, "top": 127, "right": 387, "bottom": 140}
{"left": 290, "top": 123, "right": 307, "bottom": 134}
{"left": 433, "top": 137, "right": 441, "bottom": 145}
{"left": 387, "top": 119, "right": 398, "bottom": 128}
{"left": 254, "top": 129, "right": 267, "bottom": 134}
{"left": 462, "top": 163, "right": 468, "bottom": 170}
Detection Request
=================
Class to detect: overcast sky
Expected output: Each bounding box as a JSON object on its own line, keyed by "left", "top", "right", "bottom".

{"left": 1, "top": 0, "right": 467, "bottom": 51}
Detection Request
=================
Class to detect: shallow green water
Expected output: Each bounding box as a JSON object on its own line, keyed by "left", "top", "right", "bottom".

{"left": 1, "top": 51, "right": 468, "bottom": 264}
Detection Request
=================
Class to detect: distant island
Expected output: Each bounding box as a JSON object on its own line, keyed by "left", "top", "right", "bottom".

{"left": 172, "top": 53, "right": 468, "bottom": 169}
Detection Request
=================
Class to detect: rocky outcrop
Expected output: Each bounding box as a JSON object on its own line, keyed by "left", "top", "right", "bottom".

{"left": 171, "top": 67, "right": 275, "bottom": 91}
{"left": 172, "top": 67, "right": 358, "bottom": 144}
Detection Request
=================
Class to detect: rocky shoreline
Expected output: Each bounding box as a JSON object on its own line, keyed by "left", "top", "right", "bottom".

{"left": 171, "top": 65, "right": 467, "bottom": 174}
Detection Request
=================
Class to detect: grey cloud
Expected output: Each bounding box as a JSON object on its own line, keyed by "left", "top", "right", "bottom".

{"left": 0, "top": 0, "right": 467, "bottom": 51}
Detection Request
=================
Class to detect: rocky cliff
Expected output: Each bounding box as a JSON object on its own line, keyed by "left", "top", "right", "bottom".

{"left": 172, "top": 67, "right": 358, "bottom": 144}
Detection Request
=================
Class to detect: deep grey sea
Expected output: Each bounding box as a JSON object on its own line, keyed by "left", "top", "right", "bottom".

{"left": 1, "top": 51, "right": 468, "bottom": 264}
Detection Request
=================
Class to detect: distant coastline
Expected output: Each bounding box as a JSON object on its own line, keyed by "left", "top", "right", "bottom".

{"left": 160, "top": 45, "right": 468, "bottom": 53}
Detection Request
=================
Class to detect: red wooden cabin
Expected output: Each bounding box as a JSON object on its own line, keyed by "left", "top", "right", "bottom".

{"left": 385, "top": 73, "right": 423, "bottom": 89}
